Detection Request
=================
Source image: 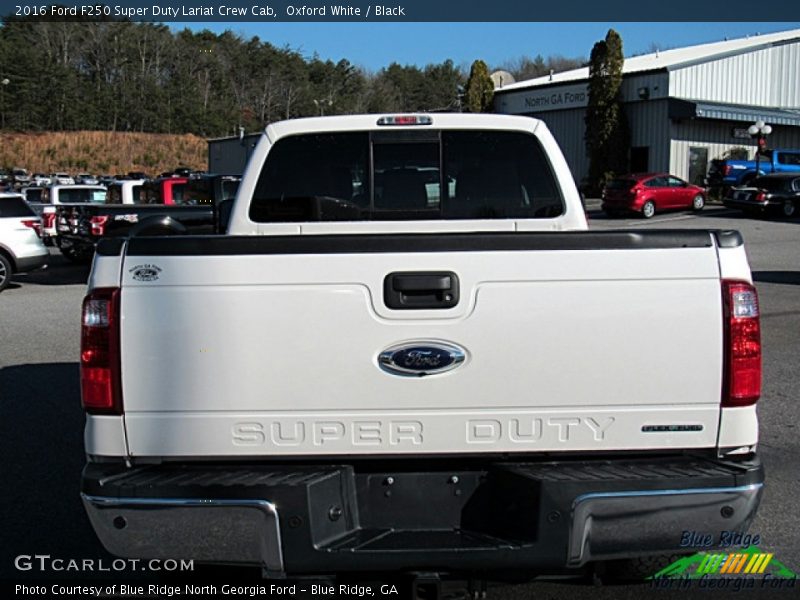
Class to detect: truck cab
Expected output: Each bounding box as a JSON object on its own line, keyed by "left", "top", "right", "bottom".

{"left": 28, "top": 184, "right": 106, "bottom": 245}
{"left": 140, "top": 176, "right": 189, "bottom": 205}
{"left": 106, "top": 180, "right": 145, "bottom": 205}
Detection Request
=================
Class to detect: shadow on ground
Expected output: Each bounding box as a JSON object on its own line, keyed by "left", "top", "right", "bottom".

{"left": 0, "top": 362, "right": 106, "bottom": 578}
{"left": 16, "top": 254, "right": 90, "bottom": 287}
{"left": 753, "top": 271, "right": 800, "bottom": 286}
{"left": 0, "top": 363, "right": 264, "bottom": 582}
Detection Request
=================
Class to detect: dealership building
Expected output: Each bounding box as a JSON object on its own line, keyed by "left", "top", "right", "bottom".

{"left": 494, "top": 29, "right": 800, "bottom": 186}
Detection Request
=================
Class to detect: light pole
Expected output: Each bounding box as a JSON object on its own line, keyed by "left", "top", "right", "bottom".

{"left": 313, "top": 98, "right": 333, "bottom": 116}
{"left": 748, "top": 120, "right": 772, "bottom": 177}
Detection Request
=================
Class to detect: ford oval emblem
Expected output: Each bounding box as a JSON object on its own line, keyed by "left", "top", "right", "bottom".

{"left": 378, "top": 341, "right": 466, "bottom": 377}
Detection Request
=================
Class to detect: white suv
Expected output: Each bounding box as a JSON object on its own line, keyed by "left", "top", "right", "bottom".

{"left": 0, "top": 193, "right": 49, "bottom": 291}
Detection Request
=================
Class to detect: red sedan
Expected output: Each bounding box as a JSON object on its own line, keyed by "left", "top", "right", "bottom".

{"left": 602, "top": 173, "right": 706, "bottom": 218}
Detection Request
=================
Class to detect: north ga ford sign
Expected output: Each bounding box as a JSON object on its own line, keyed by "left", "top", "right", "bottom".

{"left": 499, "top": 84, "right": 589, "bottom": 114}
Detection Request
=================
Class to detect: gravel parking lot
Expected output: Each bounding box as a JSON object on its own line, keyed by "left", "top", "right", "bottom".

{"left": 1, "top": 205, "right": 798, "bottom": 598}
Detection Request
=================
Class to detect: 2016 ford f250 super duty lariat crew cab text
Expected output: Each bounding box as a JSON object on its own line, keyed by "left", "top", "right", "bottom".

{"left": 79, "top": 114, "right": 764, "bottom": 585}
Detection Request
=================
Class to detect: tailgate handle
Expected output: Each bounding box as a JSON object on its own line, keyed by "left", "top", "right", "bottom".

{"left": 384, "top": 271, "right": 459, "bottom": 310}
{"left": 393, "top": 274, "right": 451, "bottom": 292}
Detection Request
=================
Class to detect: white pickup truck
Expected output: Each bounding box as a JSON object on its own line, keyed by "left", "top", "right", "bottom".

{"left": 80, "top": 114, "right": 763, "bottom": 587}
{"left": 28, "top": 184, "right": 107, "bottom": 247}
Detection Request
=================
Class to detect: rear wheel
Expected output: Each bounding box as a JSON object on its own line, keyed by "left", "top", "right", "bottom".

{"left": 642, "top": 200, "right": 656, "bottom": 219}
{"left": 692, "top": 194, "right": 705, "bottom": 211}
{"left": 782, "top": 201, "right": 796, "bottom": 219}
{"left": 0, "top": 253, "right": 12, "bottom": 292}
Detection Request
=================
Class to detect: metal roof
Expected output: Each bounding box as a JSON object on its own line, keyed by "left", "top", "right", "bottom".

{"left": 496, "top": 28, "right": 800, "bottom": 92}
{"left": 669, "top": 99, "right": 800, "bottom": 126}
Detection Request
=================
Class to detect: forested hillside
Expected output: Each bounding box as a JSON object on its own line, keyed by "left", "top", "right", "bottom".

{"left": 0, "top": 17, "right": 585, "bottom": 137}
{"left": 0, "top": 18, "right": 467, "bottom": 137}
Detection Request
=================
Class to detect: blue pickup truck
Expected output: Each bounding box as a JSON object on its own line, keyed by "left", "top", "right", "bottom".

{"left": 707, "top": 148, "right": 800, "bottom": 188}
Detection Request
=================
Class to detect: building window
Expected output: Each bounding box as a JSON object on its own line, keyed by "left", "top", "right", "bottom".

{"left": 689, "top": 147, "right": 709, "bottom": 187}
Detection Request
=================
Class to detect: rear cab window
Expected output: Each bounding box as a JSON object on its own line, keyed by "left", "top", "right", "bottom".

{"left": 140, "top": 183, "right": 160, "bottom": 204}
{"left": 0, "top": 196, "right": 37, "bottom": 218}
{"left": 183, "top": 178, "right": 216, "bottom": 206}
{"left": 58, "top": 188, "right": 107, "bottom": 203}
{"left": 23, "top": 188, "right": 45, "bottom": 203}
{"left": 249, "top": 129, "right": 564, "bottom": 222}
{"left": 107, "top": 184, "right": 143, "bottom": 205}
{"left": 170, "top": 182, "right": 188, "bottom": 205}
{"left": 183, "top": 177, "right": 241, "bottom": 206}
{"left": 107, "top": 185, "right": 122, "bottom": 204}
{"left": 777, "top": 152, "right": 800, "bottom": 166}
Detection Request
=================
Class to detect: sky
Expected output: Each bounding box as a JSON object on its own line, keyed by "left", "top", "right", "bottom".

{"left": 171, "top": 22, "right": 800, "bottom": 72}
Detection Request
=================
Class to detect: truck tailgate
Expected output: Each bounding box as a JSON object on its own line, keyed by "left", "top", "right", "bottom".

{"left": 119, "top": 232, "right": 725, "bottom": 457}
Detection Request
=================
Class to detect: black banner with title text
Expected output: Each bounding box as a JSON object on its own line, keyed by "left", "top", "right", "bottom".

{"left": 2, "top": 0, "right": 800, "bottom": 22}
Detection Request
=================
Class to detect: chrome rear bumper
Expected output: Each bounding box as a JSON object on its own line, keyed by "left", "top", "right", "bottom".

{"left": 81, "top": 457, "right": 764, "bottom": 577}
{"left": 81, "top": 495, "right": 283, "bottom": 576}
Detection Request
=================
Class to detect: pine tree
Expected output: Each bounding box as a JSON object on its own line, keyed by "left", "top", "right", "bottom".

{"left": 585, "top": 29, "right": 630, "bottom": 192}
{"left": 463, "top": 60, "right": 494, "bottom": 113}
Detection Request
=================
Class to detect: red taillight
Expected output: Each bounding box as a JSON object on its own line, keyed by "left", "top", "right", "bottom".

{"left": 722, "top": 281, "right": 761, "bottom": 407}
{"left": 723, "top": 165, "right": 733, "bottom": 176}
{"left": 90, "top": 215, "right": 109, "bottom": 236}
{"left": 21, "top": 219, "right": 42, "bottom": 237}
{"left": 755, "top": 192, "right": 766, "bottom": 202}
{"left": 42, "top": 213, "right": 56, "bottom": 228}
{"left": 81, "top": 288, "right": 122, "bottom": 414}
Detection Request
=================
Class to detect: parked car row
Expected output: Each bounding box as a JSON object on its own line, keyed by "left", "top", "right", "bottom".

{"left": 0, "top": 172, "right": 241, "bottom": 288}
{"left": 599, "top": 169, "right": 798, "bottom": 222}
{"left": 14, "top": 173, "right": 239, "bottom": 264}
{"left": 0, "top": 167, "right": 204, "bottom": 192}
{"left": 56, "top": 173, "right": 240, "bottom": 262}
{"left": 1, "top": 169, "right": 113, "bottom": 190}
{"left": 4, "top": 155, "right": 793, "bottom": 292}
{"left": 0, "top": 168, "right": 74, "bottom": 190}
